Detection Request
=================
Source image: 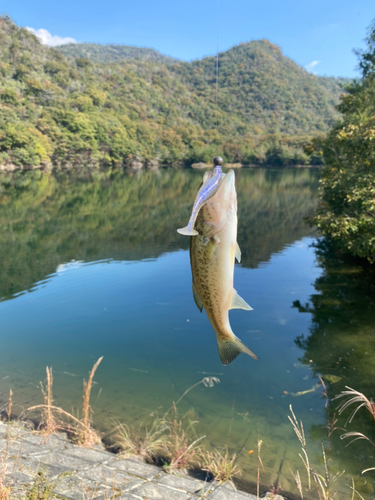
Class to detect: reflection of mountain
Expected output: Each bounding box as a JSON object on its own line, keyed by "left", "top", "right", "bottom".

{"left": 293, "top": 240, "right": 375, "bottom": 484}
{"left": 0, "top": 168, "right": 318, "bottom": 301}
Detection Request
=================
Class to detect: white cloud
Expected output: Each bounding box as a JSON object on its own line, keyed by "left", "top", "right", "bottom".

{"left": 26, "top": 27, "right": 76, "bottom": 47}
{"left": 305, "top": 60, "right": 321, "bottom": 74}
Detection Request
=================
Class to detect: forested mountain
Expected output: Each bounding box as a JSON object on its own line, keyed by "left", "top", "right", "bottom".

{"left": 59, "top": 43, "right": 177, "bottom": 64}
{"left": 0, "top": 16, "right": 345, "bottom": 169}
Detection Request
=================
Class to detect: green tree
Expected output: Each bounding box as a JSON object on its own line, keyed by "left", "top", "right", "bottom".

{"left": 311, "top": 19, "right": 375, "bottom": 263}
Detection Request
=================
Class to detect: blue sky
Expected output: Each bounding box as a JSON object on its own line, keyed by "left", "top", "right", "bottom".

{"left": 3, "top": 0, "right": 374, "bottom": 77}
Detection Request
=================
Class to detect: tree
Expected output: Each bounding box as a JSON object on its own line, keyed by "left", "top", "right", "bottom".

{"left": 311, "top": 19, "right": 375, "bottom": 263}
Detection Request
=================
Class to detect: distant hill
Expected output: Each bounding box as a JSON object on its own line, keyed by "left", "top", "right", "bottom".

{"left": 0, "top": 16, "right": 346, "bottom": 170}
{"left": 174, "top": 40, "right": 346, "bottom": 135}
{"left": 58, "top": 43, "right": 177, "bottom": 64}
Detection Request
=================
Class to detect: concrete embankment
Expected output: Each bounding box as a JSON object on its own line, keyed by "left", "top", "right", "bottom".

{"left": 0, "top": 421, "right": 264, "bottom": 500}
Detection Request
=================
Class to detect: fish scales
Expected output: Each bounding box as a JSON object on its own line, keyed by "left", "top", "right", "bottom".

{"left": 189, "top": 170, "right": 258, "bottom": 365}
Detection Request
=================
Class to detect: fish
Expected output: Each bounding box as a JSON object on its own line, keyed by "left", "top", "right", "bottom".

{"left": 177, "top": 158, "right": 224, "bottom": 236}
{"left": 189, "top": 169, "right": 258, "bottom": 365}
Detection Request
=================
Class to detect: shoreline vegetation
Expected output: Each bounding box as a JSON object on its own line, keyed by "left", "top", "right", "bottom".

{"left": 0, "top": 161, "right": 321, "bottom": 173}
{"left": 309, "top": 19, "right": 375, "bottom": 264}
{"left": 1, "top": 359, "right": 375, "bottom": 499}
{"left": 0, "top": 16, "right": 345, "bottom": 173}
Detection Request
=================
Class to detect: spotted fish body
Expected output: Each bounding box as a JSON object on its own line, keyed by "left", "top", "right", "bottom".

{"left": 177, "top": 165, "right": 222, "bottom": 236}
{"left": 190, "top": 170, "right": 258, "bottom": 365}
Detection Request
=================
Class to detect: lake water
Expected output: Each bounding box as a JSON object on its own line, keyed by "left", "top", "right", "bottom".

{"left": 0, "top": 167, "right": 374, "bottom": 498}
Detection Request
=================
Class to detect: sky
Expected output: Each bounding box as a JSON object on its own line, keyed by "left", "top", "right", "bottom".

{"left": 3, "top": 0, "right": 374, "bottom": 77}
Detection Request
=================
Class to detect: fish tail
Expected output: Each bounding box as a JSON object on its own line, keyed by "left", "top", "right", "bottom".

{"left": 217, "top": 335, "right": 259, "bottom": 365}
{"left": 177, "top": 226, "right": 199, "bottom": 236}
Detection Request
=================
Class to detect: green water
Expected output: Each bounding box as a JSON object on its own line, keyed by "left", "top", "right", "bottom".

{"left": 0, "top": 167, "right": 374, "bottom": 498}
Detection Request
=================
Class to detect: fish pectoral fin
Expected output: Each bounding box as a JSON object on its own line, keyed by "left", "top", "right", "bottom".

{"left": 235, "top": 242, "right": 241, "bottom": 263}
{"left": 192, "top": 281, "right": 203, "bottom": 313}
{"left": 230, "top": 289, "right": 253, "bottom": 311}
{"left": 217, "top": 335, "right": 259, "bottom": 365}
{"left": 203, "top": 236, "right": 220, "bottom": 262}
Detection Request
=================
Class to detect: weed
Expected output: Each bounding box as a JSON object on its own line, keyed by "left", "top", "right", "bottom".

{"left": 29, "top": 358, "right": 103, "bottom": 447}
{"left": 288, "top": 405, "right": 345, "bottom": 500}
{"left": 80, "top": 356, "right": 103, "bottom": 446}
{"left": 0, "top": 390, "right": 15, "bottom": 500}
{"left": 173, "top": 377, "right": 220, "bottom": 408}
{"left": 288, "top": 405, "right": 311, "bottom": 492}
{"left": 256, "top": 434, "right": 265, "bottom": 500}
{"left": 333, "top": 386, "right": 375, "bottom": 425}
{"left": 25, "top": 468, "right": 70, "bottom": 500}
{"left": 163, "top": 403, "right": 205, "bottom": 471}
{"left": 333, "top": 386, "right": 375, "bottom": 475}
{"left": 199, "top": 446, "right": 239, "bottom": 485}
{"left": 114, "top": 409, "right": 168, "bottom": 461}
{"left": 38, "top": 367, "right": 58, "bottom": 438}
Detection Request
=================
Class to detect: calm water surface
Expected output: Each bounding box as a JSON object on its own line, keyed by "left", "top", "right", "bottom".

{"left": 0, "top": 167, "right": 374, "bottom": 497}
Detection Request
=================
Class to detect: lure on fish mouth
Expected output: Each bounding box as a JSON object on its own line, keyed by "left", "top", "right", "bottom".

{"left": 187, "top": 169, "right": 258, "bottom": 365}
{"left": 177, "top": 156, "right": 224, "bottom": 236}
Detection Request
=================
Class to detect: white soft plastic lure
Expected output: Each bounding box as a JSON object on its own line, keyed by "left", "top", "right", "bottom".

{"left": 177, "top": 157, "right": 223, "bottom": 236}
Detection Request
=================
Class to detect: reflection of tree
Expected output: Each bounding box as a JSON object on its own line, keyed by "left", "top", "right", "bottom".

{"left": 237, "top": 168, "right": 318, "bottom": 267}
{"left": 293, "top": 239, "right": 375, "bottom": 481}
{"left": 0, "top": 167, "right": 318, "bottom": 302}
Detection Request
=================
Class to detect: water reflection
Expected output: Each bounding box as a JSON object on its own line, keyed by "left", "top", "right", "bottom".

{"left": 0, "top": 167, "right": 323, "bottom": 496}
{"left": 293, "top": 239, "right": 375, "bottom": 492}
{"left": 0, "top": 167, "right": 318, "bottom": 302}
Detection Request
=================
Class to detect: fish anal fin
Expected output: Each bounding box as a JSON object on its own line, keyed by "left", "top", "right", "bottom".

{"left": 235, "top": 242, "right": 241, "bottom": 263}
{"left": 230, "top": 289, "right": 253, "bottom": 311}
{"left": 192, "top": 281, "right": 203, "bottom": 313}
{"left": 218, "top": 335, "right": 259, "bottom": 365}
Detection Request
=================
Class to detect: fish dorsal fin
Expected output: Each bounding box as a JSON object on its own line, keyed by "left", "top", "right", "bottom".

{"left": 192, "top": 281, "right": 203, "bottom": 313}
{"left": 230, "top": 289, "right": 253, "bottom": 311}
{"left": 235, "top": 242, "right": 241, "bottom": 263}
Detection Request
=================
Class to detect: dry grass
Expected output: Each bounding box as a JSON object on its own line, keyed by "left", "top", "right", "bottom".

{"left": 200, "top": 446, "right": 239, "bottom": 485}
{"left": 112, "top": 377, "right": 221, "bottom": 472}
{"left": 29, "top": 357, "right": 103, "bottom": 447}
{"left": 79, "top": 356, "right": 103, "bottom": 446}
{"left": 288, "top": 404, "right": 311, "bottom": 492}
{"left": 288, "top": 405, "right": 345, "bottom": 500}
{"left": 114, "top": 409, "right": 168, "bottom": 461}
{"left": 174, "top": 377, "right": 220, "bottom": 407}
{"left": 25, "top": 468, "right": 70, "bottom": 500}
{"left": 163, "top": 403, "right": 205, "bottom": 471}
{"left": 38, "top": 367, "right": 58, "bottom": 438}
{"left": 333, "top": 386, "right": 375, "bottom": 475}
{"left": 333, "top": 386, "right": 375, "bottom": 425}
{"left": 257, "top": 435, "right": 265, "bottom": 500}
{"left": 0, "top": 390, "right": 14, "bottom": 500}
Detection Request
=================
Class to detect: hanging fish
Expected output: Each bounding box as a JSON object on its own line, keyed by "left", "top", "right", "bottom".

{"left": 189, "top": 169, "right": 258, "bottom": 365}
{"left": 177, "top": 157, "right": 224, "bottom": 236}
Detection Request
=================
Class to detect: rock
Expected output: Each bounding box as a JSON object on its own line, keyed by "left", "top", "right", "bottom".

{"left": 127, "top": 156, "right": 143, "bottom": 170}
{"left": 226, "top": 163, "right": 242, "bottom": 168}
{"left": 147, "top": 158, "right": 159, "bottom": 170}
{"left": 263, "top": 492, "right": 285, "bottom": 500}
{"left": 191, "top": 162, "right": 211, "bottom": 169}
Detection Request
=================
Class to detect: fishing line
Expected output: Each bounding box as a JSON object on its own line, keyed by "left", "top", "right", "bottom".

{"left": 215, "top": 0, "right": 219, "bottom": 149}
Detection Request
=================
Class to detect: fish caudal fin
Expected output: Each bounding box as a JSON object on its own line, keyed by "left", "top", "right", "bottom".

{"left": 177, "top": 226, "right": 199, "bottom": 236}
{"left": 217, "top": 335, "right": 259, "bottom": 365}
